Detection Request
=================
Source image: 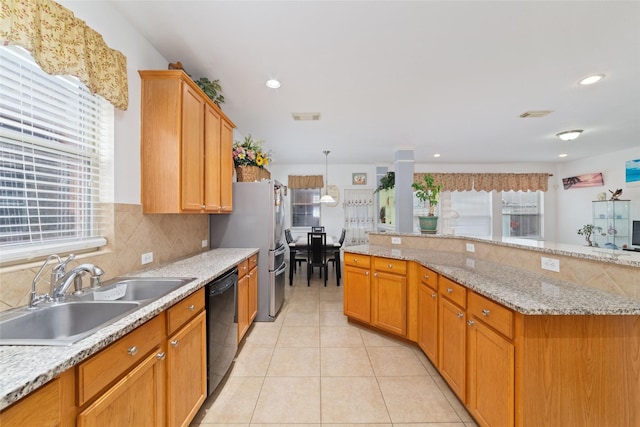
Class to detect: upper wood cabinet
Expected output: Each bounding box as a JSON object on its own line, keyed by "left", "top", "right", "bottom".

{"left": 139, "top": 70, "right": 235, "bottom": 214}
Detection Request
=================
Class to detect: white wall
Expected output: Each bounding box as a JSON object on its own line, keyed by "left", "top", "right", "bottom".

{"left": 61, "top": 1, "right": 168, "bottom": 204}
{"left": 554, "top": 147, "right": 640, "bottom": 245}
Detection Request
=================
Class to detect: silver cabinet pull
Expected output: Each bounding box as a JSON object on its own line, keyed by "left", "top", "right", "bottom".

{"left": 188, "top": 304, "right": 195, "bottom": 311}
{"left": 201, "top": 205, "right": 205, "bottom": 209}
{"left": 127, "top": 346, "right": 138, "bottom": 356}
{"left": 447, "top": 288, "right": 453, "bottom": 294}
{"left": 171, "top": 339, "right": 179, "bottom": 347}
{"left": 482, "top": 309, "right": 490, "bottom": 316}
{"left": 156, "top": 352, "right": 166, "bottom": 360}
{"left": 353, "top": 258, "right": 358, "bottom": 263}
{"left": 365, "top": 271, "right": 369, "bottom": 276}
{"left": 431, "top": 293, "right": 437, "bottom": 299}
{"left": 374, "top": 272, "right": 378, "bottom": 277}
{"left": 457, "top": 312, "right": 464, "bottom": 319}
{"left": 424, "top": 274, "right": 429, "bottom": 280}
{"left": 388, "top": 263, "right": 393, "bottom": 269}
{"left": 467, "top": 320, "right": 475, "bottom": 326}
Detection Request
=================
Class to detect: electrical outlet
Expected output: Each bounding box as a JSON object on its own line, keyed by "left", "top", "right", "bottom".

{"left": 391, "top": 237, "right": 402, "bottom": 245}
{"left": 466, "top": 258, "right": 475, "bottom": 268}
{"left": 541, "top": 257, "right": 560, "bottom": 272}
{"left": 202, "top": 239, "right": 208, "bottom": 248}
{"left": 466, "top": 243, "right": 475, "bottom": 252}
{"left": 391, "top": 248, "right": 401, "bottom": 257}
{"left": 141, "top": 252, "right": 153, "bottom": 265}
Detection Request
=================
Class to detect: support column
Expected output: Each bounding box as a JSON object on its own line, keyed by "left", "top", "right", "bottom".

{"left": 394, "top": 149, "right": 415, "bottom": 233}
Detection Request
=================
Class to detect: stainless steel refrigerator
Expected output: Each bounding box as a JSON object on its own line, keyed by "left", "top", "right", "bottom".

{"left": 209, "top": 180, "right": 286, "bottom": 321}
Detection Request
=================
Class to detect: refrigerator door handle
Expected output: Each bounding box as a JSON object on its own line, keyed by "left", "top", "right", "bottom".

{"left": 274, "top": 262, "right": 287, "bottom": 275}
{"left": 274, "top": 244, "right": 287, "bottom": 257}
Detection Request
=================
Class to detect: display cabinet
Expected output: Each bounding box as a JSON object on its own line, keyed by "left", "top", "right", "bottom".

{"left": 592, "top": 200, "right": 630, "bottom": 249}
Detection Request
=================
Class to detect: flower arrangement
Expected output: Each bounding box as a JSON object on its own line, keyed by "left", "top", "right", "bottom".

{"left": 232, "top": 135, "right": 271, "bottom": 168}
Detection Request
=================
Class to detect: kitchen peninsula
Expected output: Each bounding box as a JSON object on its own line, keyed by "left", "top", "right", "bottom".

{"left": 343, "top": 232, "right": 640, "bottom": 427}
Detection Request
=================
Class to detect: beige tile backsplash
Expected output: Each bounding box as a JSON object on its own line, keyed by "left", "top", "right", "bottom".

{"left": 368, "top": 234, "right": 638, "bottom": 301}
{"left": 0, "top": 204, "right": 209, "bottom": 311}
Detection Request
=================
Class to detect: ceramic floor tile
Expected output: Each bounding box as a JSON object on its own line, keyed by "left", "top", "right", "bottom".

{"left": 378, "top": 376, "right": 461, "bottom": 423}
{"left": 360, "top": 328, "right": 406, "bottom": 347}
{"left": 320, "top": 326, "right": 364, "bottom": 347}
{"left": 367, "top": 345, "right": 429, "bottom": 376}
{"left": 283, "top": 309, "right": 320, "bottom": 326}
{"left": 251, "top": 377, "right": 321, "bottom": 423}
{"left": 198, "top": 376, "right": 263, "bottom": 423}
{"left": 432, "top": 376, "right": 476, "bottom": 423}
{"left": 320, "top": 310, "right": 350, "bottom": 326}
{"left": 229, "top": 344, "right": 274, "bottom": 377}
{"left": 243, "top": 323, "right": 281, "bottom": 347}
{"left": 277, "top": 325, "right": 320, "bottom": 347}
{"left": 320, "top": 376, "right": 391, "bottom": 423}
{"left": 320, "top": 300, "right": 344, "bottom": 312}
{"left": 321, "top": 346, "right": 375, "bottom": 377}
{"left": 412, "top": 346, "right": 440, "bottom": 375}
{"left": 267, "top": 346, "right": 320, "bottom": 376}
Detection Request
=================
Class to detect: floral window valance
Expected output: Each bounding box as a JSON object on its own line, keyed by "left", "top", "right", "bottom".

{"left": 288, "top": 175, "right": 324, "bottom": 189}
{"left": 0, "top": 0, "right": 129, "bottom": 110}
{"left": 414, "top": 172, "right": 549, "bottom": 192}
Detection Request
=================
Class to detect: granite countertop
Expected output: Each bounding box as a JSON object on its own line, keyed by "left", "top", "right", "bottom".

{"left": 345, "top": 244, "right": 640, "bottom": 316}
{"left": 0, "top": 248, "right": 258, "bottom": 410}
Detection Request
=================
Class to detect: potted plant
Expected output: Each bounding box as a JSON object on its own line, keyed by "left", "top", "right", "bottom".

{"left": 374, "top": 171, "right": 395, "bottom": 193}
{"left": 577, "top": 224, "right": 601, "bottom": 247}
{"left": 412, "top": 173, "right": 443, "bottom": 234}
{"left": 232, "top": 135, "right": 272, "bottom": 181}
{"left": 194, "top": 77, "right": 225, "bottom": 107}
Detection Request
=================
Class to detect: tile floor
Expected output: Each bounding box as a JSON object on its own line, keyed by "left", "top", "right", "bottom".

{"left": 191, "top": 269, "right": 478, "bottom": 427}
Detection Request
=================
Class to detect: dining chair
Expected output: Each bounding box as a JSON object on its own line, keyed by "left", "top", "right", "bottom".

{"left": 285, "top": 229, "right": 307, "bottom": 285}
{"left": 326, "top": 228, "right": 346, "bottom": 285}
{"left": 307, "top": 232, "right": 328, "bottom": 286}
{"left": 311, "top": 226, "right": 325, "bottom": 232}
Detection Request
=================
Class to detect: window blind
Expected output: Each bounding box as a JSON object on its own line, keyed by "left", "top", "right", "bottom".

{"left": 0, "top": 46, "right": 113, "bottom": 263}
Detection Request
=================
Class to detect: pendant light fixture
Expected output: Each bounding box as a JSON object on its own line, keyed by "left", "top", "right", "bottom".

{"left": 320, "top": 150, "right": 336, "bottom": 204}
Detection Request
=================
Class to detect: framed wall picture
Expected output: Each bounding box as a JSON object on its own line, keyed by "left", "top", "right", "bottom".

{"left": 352, "top": 173, "right": 367, "bottom": 185}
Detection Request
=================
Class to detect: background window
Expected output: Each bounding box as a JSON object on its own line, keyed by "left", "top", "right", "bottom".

{"left": 0, "top": 46, "right": 113, "bottom": 263}
{"left": 501, "top": 191, "right": 543, "bottom": 239}
{"left": 290, "top": 188, "right": 320, "bottom": 228}
{"left": 448, "top": 191, "right": 493, "bottom": 237}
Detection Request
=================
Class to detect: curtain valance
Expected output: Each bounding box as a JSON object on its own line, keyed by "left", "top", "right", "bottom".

{"left": 414, "top": 172, "right": 549, "bottom": 192}
{"left": 288, "top": 175, "right": 324, "bottom": 189}
{"left": 0, "top": 0, "right": 129, "bottom": 110}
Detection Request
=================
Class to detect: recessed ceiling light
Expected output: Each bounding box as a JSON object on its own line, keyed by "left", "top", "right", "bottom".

{"left": 559, "top": 153, "right": 568, "bottom": 158}
{"left": 579, "top": 74, "right": 605, "bottom": 85}
{"left": 433, "top": 153, "right": 441, "bottom": 158}
{"left": 266, "top": 79, "right": 281, "bottom": 89}
{"left": 556, "top": 129, "right": 583, "bottom": 141}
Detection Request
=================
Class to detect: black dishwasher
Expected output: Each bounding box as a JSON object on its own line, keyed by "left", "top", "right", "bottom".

{"left": 205, "top": 267, "right": 238, "bottom": 396}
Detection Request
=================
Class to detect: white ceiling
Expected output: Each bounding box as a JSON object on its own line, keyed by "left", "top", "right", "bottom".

{"left": 110, "top": 1, "right": 640, "bottom": 166}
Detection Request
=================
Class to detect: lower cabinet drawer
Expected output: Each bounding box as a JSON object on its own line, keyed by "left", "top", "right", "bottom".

{"left": 167, "top": 288, "right": 205, "bottom": 335}
{"left": 344, "top": 253, "right": 371, "bottom": 268}
{"left": 468, "top": 291, "right": 514, "bottom": 339}
{"left": 77, "top": 313, "right": 165, "bottom": 406}
{"left": 439, "top": 276, "right": 467, "bottom": 308}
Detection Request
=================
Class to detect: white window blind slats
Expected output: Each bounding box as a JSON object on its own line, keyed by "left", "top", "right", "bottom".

{"left": 0, "top": 45, "right": 112, "bottom": 263}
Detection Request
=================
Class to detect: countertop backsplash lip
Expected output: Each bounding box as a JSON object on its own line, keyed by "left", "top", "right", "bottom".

{"left": 344, "top": 244, "right": 640, "bottom": 316}
{"left": 0, "top": 247, "right": 258, "bottom": 411}
{"left": 368, "top": 232, "right": 640, "bottom": 268}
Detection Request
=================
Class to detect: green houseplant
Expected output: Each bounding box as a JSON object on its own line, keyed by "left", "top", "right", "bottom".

{"left": 374, "top": 171, "right": 395, "bottom": 193}
{"left": 577, "top": 224, "right": 601, "bottom": 247}
{"left": 194, "top": 77, "right": 225, "bottom": 107}
{"left": 412, "top": 173, "right": 443, "bottom": 233}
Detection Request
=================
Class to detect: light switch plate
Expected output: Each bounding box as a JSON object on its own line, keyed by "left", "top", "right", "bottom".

{"left": 141, "top": 252, "right": 153, "bottom": 265}
{"left": 391, "top": 237, "right": 402, "bottom": 245}
{"left": 466, "top": 243, "right": 475, "bottom": 252}
{"left": 466, "top": 258, "right": 475, "bottom": 268}
{"left": 202, "top": 239, "right": 208, "bottom": 248}
{"left": 541, "top": 257, "right": 560, "bottom": 272}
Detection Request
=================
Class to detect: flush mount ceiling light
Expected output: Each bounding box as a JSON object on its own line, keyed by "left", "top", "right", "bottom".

{"left": 433, "top": 153, "right": 441, "bottom": 158}
{"left": 556, "top": 129, "right": 583, "bottom": 141}
{"left": 320, "top": 150, "right": 336, "bottom": 204}
{"left": 559, "top": 153, "right": 568, "bottom": 158}
{"left": 579, "top": 74, "right": 605, "bottom": 85}
{"left": 265, "top": 79, "right": 281, "bottom": 89}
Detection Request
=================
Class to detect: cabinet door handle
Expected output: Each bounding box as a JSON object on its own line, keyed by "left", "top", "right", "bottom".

{"left": 482, "top": 309, "right": 490, "bottom": 316}
{"left": 171, "top": 340, "right": 179, "bottom": 347}
{"left": 431, "top": 293, "right": 437, "bottom": 299}
{"left": 447, "top": 288, "right": 453, "bottom": 294}
{"left": 374, "top": 272, "right": 378, "bottom": 277}
{"left": 457, "top": 312, "right": 464, "bottom": 319}
{"left": 424, "top": 274, "right": 429, "bottom": 280}
{"left": 156, "top": 352, "right": 166, "bottom": 360}
{"left": 127, "top": 346, "right": 138, "bottom": 356}
{"left": 188, "top": 304, "right": 195, "bottom": 311}
{"left": 353, "top": 258, "right": 358, "bottom": 263}
{"left": 388, "top": 263, "right": 393, "bottom": 269}
{"left": 365, "top": 271, "right": 369, "bottom": 276}
{"left": 467, "top": 319, "right": 475, "bottom": 326}
{"left": 201, "top": 205, "right": 206, "bottom": 209}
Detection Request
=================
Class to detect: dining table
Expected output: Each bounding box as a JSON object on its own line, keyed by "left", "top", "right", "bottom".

{"left": 287, "top": 234, "right": 341, "bottom": 285}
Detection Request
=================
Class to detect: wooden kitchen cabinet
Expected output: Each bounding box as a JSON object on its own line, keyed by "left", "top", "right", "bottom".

{"left": 343, "top": 253, "right": 371, "bottom": 323}
{"left": 166, "top": 310, "right": 206, "bottom": 427}
{"left": 371, "top": 257, "right": 407, "bottom": 337}
{"left": 248, "top": 254, "right": 258, "bottom": 323}
{"left": 438, "top": 276, "right": 467, "bottom": 401}
{"left": 0, "top": 370, "right": 75, "bottom": 427}
{"left": 417, "top": 265, "right": 439, "bottom": 363}
{"left": 139, "top": 70, "right": 236, "bottom": 214}
{"left": 466, "top": 291, "right": 515, "bottom": 427}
